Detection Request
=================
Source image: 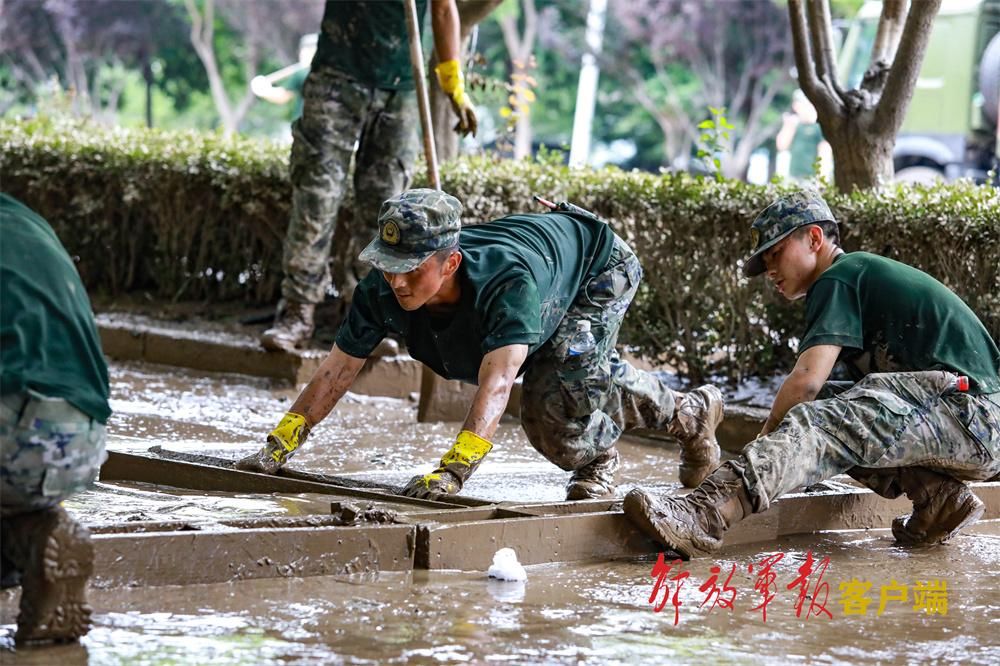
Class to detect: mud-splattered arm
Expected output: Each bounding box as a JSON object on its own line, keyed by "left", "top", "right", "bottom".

{"left": 462, "top": 344, "right": 529, "bottom": 440}
{"left": 761, "top": 344, "right": 841, "bottom": 436}
{"left": 289, "top": 344, "right": 368, "bottom": 429}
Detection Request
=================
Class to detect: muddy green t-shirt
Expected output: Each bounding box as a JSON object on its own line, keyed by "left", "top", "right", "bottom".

{"left": 311, "top": 0, "right": 427, "bottom": 90}
{"left": 800, "top": 252, "right": 1000, "bottom": 394}
{"left": 336, "top": 212, "right": 615, "bottom": 383}
{"left": 0, "top": 194, "right": 111, "bottom": 422}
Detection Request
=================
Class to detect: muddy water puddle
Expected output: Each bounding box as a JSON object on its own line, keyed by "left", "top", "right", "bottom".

{"left": 2, "top": 360, "right": 998, "bottom": 663}
{"left": 3, "top": 525, "right": 998, "bottom": 665}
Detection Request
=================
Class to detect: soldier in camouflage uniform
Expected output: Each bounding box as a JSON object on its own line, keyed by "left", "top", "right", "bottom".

{"left": 625, "top": 190, "right": 1000, "bottom": 559}
{"left": 240, "top": 189, "right": 725, "bottom": 501}
{"left": 261, "top": 0, "right": 478, "bottom": 352}
{"left": 1, "top": 194, "right": 110, "bottom": 644}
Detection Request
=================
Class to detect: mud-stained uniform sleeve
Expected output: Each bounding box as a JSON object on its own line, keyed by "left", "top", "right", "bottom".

{"left": 800, "top": 277, "right": 864, "bottom": 354}
{"left": 334, "top": 280, "right": 388, "bottom": 359}
{"left": 480, "top": 274, "right": 542, "bottom": 354}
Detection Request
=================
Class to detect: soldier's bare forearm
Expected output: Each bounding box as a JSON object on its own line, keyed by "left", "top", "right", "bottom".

{"left": 289, "top": 344, "right": 366, "bottom": 427}
{"left": 461, "top": 345, "right": 528, "bottom": 440}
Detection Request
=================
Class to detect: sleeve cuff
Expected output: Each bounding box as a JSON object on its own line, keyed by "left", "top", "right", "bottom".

{"left": 799, "top": 334, "right": 861, "bottom": 353}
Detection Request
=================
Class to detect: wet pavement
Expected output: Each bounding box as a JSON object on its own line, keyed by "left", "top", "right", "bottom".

{"left": 2, "top": 361, "right": 999, "bottom": 664}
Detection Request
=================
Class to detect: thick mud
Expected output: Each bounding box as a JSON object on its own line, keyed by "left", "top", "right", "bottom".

{"left": 1, "top": 361, "right": 997, "bottom": 663}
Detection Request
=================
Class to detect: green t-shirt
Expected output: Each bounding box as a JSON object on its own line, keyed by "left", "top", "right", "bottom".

{"left": 800, "top": 252, "right": 1000, "bottom": 394}
{"left": 311, "top": 0, "right": 428, "bottom": 90}
{"left": 336, "top": 212, "right": 616, "bottom": 383}
{"left": 0, "top": 194, "right": 111, "bottom": 422}
{"left": 789, "top": 123, "right": 823, "bottom": 178}
{"left": 280, "top": 67, "right": 309, "bottom": 120}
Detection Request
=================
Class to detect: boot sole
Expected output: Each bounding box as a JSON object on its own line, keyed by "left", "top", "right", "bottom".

{"left": 15, "top": 511, "right": 94, "bottom": 644}
{"left": 622, "top": 489, "right": 716, "bottom": 560}
{"left": 892, "top": 493, "right": 985, "bottom": 546}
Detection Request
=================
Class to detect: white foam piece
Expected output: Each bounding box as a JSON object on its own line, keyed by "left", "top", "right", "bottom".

{"left": 487, "top": 547, "right": 527, "bottom": 582}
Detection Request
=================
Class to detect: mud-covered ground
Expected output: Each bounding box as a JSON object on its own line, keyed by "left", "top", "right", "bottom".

{"left": 2, "top": 361, "right": 998, "bottom": 665}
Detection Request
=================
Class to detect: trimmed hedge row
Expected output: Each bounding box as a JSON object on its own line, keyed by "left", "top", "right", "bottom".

{"left": 2, "top": 117, "right": 998, "bottom": 382}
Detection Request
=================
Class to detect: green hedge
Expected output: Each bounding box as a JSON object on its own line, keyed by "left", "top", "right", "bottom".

{"left": 2, "top": 117, "right": 998, "bottom": 382}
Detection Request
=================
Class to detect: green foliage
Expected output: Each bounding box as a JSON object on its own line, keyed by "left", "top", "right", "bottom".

{"left": 3, "top": 118, "right": 997, "bottom": 383}
{"left": 696, "top": 106, "right": 735, "bottom": 181}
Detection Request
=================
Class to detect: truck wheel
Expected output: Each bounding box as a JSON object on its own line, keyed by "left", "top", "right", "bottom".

{"left": 894, "top": 165, "right": 945, "bottom": 184}
{"left": 982, "top": 32, "right": 1000, "bottom": 125}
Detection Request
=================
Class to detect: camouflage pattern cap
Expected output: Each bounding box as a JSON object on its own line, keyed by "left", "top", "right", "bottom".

{"left": 359, "top": 188, "right": 463, "bottom": 273}
{"left": 742, "top": 190, "right": 836, "bottom": 277}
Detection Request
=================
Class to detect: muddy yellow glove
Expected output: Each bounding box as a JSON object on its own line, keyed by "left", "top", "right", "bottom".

{"left": 235, "top": 412, "right": 310, "bottom": 474}
{"left": 435, "top": 59, "right": 478, "bottom": 137}
{"left": 402, "top": 430, "right": 493, "bottom": 499}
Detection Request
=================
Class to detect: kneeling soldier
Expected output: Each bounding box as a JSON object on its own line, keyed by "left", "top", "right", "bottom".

{"left": 240, "top": 189, "right": 725, "bottom": 499}
{"left": 624, "top": 190, "right": 1000, "bottom": 558}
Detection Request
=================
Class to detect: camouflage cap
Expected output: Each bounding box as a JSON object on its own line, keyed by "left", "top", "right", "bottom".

{"left": 359, "top": 188, "right": 463, "bottom": 273}
{"left": 742, "top": 190, "right": 836, "bottom": 277}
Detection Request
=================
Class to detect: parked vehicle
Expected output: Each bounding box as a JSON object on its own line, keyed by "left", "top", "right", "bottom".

{"left": 838, "top": 0, "right": 1000, "bottom": 183}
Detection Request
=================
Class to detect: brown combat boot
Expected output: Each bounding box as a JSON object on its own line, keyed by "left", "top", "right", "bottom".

{"left": 623, "top": 461, "right": 753, "bottom": 559}
{"left": 260, "top": 300, "right": 315, "bottom": 352}
{"left": 566, "top": 448, "right": 620, "bottom": 500}
{"left": 667, "top": 386, "right": 724, "bottom": 488}
{"left": 892, "top": 467, "right": 985, "bottom": 545}
{"left": 3, "top": 506, "right": 94, "bottom": 644}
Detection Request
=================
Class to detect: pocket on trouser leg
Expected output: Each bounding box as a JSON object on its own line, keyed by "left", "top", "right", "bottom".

{"left": 824, "top": 386, "right": 914, "bottom": 465}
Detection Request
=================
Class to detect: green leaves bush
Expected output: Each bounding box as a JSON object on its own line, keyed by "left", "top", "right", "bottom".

{"left": 3, "top": 118, "right": 997, "bottom": 382}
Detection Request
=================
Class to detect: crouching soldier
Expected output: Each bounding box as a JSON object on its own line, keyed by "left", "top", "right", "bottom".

{"left": 624, "top": 190, "right": 1000, "bottom": 558}
{"left": 1, "top": 194, "right": 110, "bottom": 643}
{"left": 239, "top": 189, "right": 725, "bottom": 499}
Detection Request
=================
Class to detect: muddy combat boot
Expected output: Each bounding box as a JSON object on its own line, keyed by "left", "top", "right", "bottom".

{"left": 566, "top": 448, "right": 620, "bottom": 500}
{"left": 260, "top": 300, "right": 315, "bottom": 352}
{"left": 6, "top": 506, "right": 94, "bottom": 644}
{"left": 891, "top": 467, "right": 985, "bottom": 546}
{"left": 623, "top": 461, "right": 752, "bottom": 559}
{"left": 667, "top": 386, "right": 724, "bottom": 488}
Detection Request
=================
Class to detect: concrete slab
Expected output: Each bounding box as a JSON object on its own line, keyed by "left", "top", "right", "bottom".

{"left": 92, "top": 523, "right": 416, "bottom": 587}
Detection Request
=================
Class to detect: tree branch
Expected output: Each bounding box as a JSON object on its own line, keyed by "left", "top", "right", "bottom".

{"left": 870, "top": 0, "right": 906, "bottom": 64}
{"left": 787, "top": 0, "right": 840, "bottom": 117}
{"left": 813, "top": 0, "right": 845, "bottom": 99}
{"left": 873, "top": 0, "right": 942, "bottom": 134}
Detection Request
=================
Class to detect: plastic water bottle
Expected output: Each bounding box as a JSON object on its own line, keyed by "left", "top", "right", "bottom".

{"left": 567, "top": 320, "right": 597, "bottom": 358}
{"left": 948, "top": 375, "right": 970, "bottom": 393}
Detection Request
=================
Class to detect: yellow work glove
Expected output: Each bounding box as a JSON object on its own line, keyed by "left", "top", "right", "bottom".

{"left": 402, "top": 430, "right": 493, "bottom": 499}
{"left": 435, "top": 59, "right": 478, "bottom": 137}
{"left": 234, "top": 412, "right": 310, "bottom": 474}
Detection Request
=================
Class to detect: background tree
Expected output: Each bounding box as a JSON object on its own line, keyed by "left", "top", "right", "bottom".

{"left": 789, "top": 0, "right": 942, "bottom": 191}
{"left": 599, "top": 0, "right": 795, "bottom": 177}
{"left": 0, "top": 0, "right": 184, "bottom": 124}
{"left": 430, "top": 0, "right": 506, "bottom": 161}
{"left": 494, "top": 0, "right": 540, "bottom": 159}
{"left": 182, "top": 0, "right": 323, "bottom": 135}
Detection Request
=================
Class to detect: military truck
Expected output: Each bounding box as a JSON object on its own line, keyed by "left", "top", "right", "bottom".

{"left": 838, "top": 0, "right": 1000, "bottom": 183}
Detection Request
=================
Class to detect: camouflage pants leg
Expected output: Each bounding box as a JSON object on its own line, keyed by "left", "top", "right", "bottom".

{"left": 341, "top": 88, "right": 420, "bottom": 302}
{"left": 520, "top": 236, "right": 677, "bottom": 471}
{"left": 0, "top": 391, "right": 107, "bottom": 516}
{"left": 740, "top": 371, "right": 1000, "bottom": 512}
{"left": 281, "top": 67, "right": 418, "bottom": 304}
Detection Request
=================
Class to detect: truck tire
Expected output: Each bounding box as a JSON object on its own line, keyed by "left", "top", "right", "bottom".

{"left": 894, "top": 165, "right": 945, "bottom": 184}
{"left": 982, "top": 32, "right": 1000, "bottom": 125}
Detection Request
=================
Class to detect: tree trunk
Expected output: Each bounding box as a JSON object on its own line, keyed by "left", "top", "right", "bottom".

{"left": 824, "top": 112, "right": 895, "bottom": 190}
{"left": 788, "top": 0, "right": 941, "bottom": 192}
{"left": 498, "top": 0, "right": 539, "bottom": 161}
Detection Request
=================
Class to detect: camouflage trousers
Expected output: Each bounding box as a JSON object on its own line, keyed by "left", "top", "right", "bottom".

{"left": 0, "top": 391, "right": 107, "bottom": 516}
{"left": 740, "top": 371, "right": 1000, "bottom": 512}
{"left": 282, "top": 65, "right": 420, "bottom": 305}
{"left": 520, "top": 236, "right": 676, "bottom": 471}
